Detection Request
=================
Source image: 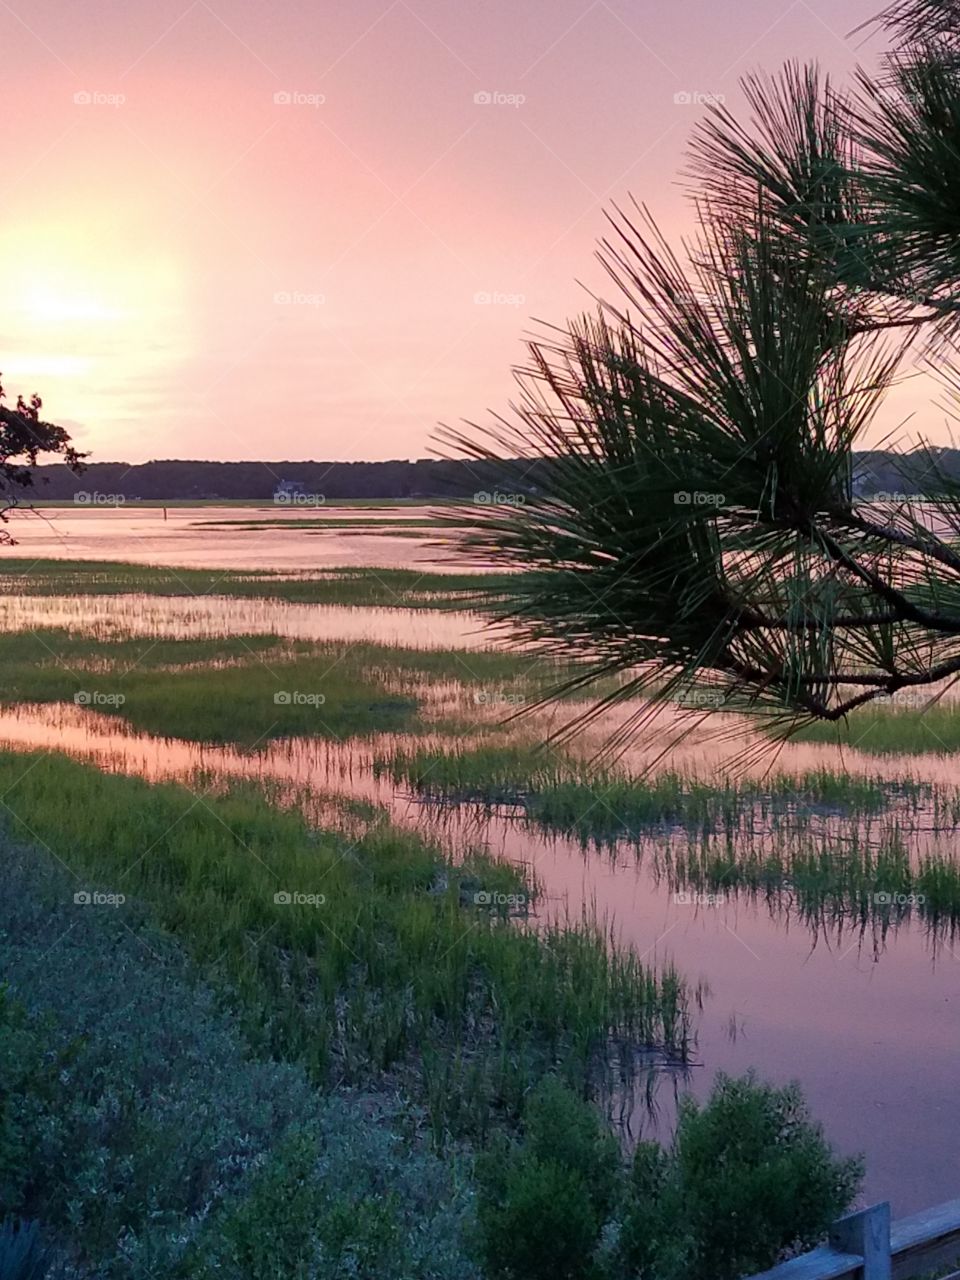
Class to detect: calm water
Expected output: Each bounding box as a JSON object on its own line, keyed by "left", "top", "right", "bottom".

{"left": 2, "top": 526, "right": 959, "bottom": 1212}
{"left": 0, "top": 697, "right": 957, "bottom": 1211}
{"left": 4, "top": 504, "right": 464, "bottom": 570}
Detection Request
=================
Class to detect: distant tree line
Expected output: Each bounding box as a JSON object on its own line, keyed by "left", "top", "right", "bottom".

{"left": 26, "top": 457, "right": 553, "bottom": 502}
{"left": 22, "top": 450, "right": 960, "bottom": 502}
{"left": 851, "top": 449, "right": 960, "bottom": 499}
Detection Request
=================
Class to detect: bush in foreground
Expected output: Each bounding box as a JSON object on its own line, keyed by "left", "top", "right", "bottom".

{"left": 619, "top": 1073, "right": 864, "bottom": 1280}
{"left": 0, "top": 841, "right": 477, "bottom": 1279}
{"left": 478, "top": 1073, "right": 861, "bottom": 1280}
{"left": 475, "top": 1076, "right": 620, "bottom": 1280}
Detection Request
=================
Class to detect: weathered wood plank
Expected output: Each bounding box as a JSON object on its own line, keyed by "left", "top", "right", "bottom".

{"left": 891, "top": 1199, "right": 960, "bottom": 1280}
{"left": 747, "top": 1198, "right": 960, "bottom": 1280}
{"left": 749, "top": 1245, "right": 864, "bottom": 1280}
{"left": 891, "top": 1199, "right": 960, "bottom": 1252}
{"left": 833, "top": 1204, "right": 890, "bottom": 1280}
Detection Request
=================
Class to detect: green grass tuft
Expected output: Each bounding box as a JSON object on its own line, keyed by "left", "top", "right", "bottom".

{"left": 0, "top": 749, "right": 692, "bottom": 1135}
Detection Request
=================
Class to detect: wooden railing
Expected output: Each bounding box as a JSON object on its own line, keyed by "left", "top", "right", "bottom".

{"left": 749, "top": 1200, "right": 960, "bottom": 1280}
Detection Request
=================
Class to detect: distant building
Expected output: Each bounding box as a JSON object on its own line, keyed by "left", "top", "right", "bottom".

{"left": 273, "top": 479, "right": 306, "bottom": 500}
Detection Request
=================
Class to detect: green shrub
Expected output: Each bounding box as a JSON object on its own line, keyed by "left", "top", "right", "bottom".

{"left": 521, "top": 1077, "right": 621, "bottom": 1219}
{"left": 618, "top": 1072, "right": 863, "bottom": 1280}
{"left": 186, "top": 1104, "right": 477, "bottom": 1280}
{"left": 478, "top": 1153, "right": 601, "bottom": 1280}
{"left": 0, "top": 990, "right": 50, "bottom": 1215}
{"left": 185, "top": 1132, "right": 402, "bottom": 1279}
{"left": 0, "top": 842, "right": 477, "bottom": 1279}
{"left": 616, "top": 1142, "right": 684, "bottom": 1278}
{"left": 476, "top": 1078, "right": 621, "bottom": 1280}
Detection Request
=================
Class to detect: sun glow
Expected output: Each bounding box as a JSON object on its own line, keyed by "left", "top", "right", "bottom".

{"left": 22, "top": 290, "right": 125, "bottom": 325}
{"left": 0, "top": 219, "right": 191, "bottom": 445}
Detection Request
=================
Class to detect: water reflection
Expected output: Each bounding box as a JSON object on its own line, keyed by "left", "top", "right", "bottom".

{"left": 1, "top": 619, "right": 959, "bottom": 1208}
{"left": 4, "top": 504, "right": 467, "bottom": 571}
{"left": 0, "top": 593, "right": 497, "bottom": 650}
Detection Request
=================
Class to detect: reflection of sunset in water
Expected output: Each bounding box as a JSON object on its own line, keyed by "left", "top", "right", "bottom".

{"left": 3, "top": 505, "right": 471, "bottom": 571}
{"left": 0, "top": 685, "right": 957, "bottom": 1213}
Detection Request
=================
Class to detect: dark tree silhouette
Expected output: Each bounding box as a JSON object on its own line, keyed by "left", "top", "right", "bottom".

{"left": 445, "top": 0, "right": 960, "bottom": 749}
{"left": 0, "top": 375, "right": 85, "bottom": 540}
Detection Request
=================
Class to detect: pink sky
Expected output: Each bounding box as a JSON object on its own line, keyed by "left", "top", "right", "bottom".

{"left": 4, "top": 0, "right": 930, "bottom": 463}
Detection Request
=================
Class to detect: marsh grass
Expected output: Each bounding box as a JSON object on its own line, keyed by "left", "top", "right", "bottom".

{"left": 0, "top": 630, "right": 607, "bottom": 745}
{"left": 0, "top": 749, "right": 692, "bottom": 1136}
{"left": 375, "top": 744, "right": 903, "bottom": 840}
{"left": 0, "top": 560, "right": 513, "bottom": 609}
{"left": 0, "top": 630, "right": 417, "bottom": 744}
{"left": 791, "top": 702, "right": 960, "bottom": 755}
{"left": 656, "top": 827, "right": 960, "bottom": 939}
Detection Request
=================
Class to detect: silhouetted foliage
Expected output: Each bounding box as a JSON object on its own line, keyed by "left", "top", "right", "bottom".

{"left": 27, "top": 456, "right": 548, "bottom": 502}
{"left": 0, "top": 375, "right": 84, "bottom": 541}
{"left": 446, "top": 0, "right": 960, "bottom": 750}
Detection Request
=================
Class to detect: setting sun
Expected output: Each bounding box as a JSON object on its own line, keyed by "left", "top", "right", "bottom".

{"left": 1, "top": 220, "right": 189, "bottom": 440}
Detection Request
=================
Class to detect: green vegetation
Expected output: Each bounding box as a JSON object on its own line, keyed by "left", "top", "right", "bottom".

{"left": 0, "top": 629, "right": 417, "bottom": 744}
{"left": 617, "top": 1073, "right": 862, "bottom": 1280}
{"left": 792, "top": 701, "right": 960, "bottom": 756}
{"left": 0, "top": 1217, "right": 53, "bottom": 1280}
{"left": 475, "top": 1073, "right": 861, "bottom": 1280}
{"left": 0, "top": 559, "right": 511, "bottom": 609}
{"left": 0, "top": 628, "right": 608, "bottom": 745}
{"left": 0, "top": 841, "right": 478, "bottom": 1278}
{"left": 376, "top": 743, "right": 901, "bottom": 834}
{"left": 0, "top": 750, "right": 690, "bottom": 1136}
{"left": 475, "top": 1076, "right": 620, "bottom": 1280}
{"left": 529, "top": 771, "right": 901, "bottom": 843}
{"left": 658, "top": 826, "right": 960, "bottom": 938}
